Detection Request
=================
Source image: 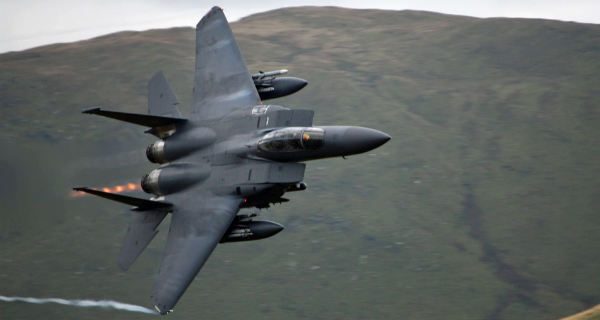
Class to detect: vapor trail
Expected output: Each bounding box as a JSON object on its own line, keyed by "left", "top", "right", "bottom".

{"left": 0, "top": 295, "right": 157, "bottom": 315}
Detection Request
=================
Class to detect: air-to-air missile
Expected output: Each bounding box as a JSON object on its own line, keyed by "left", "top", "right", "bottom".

{"left": 252, "top": 69, "right": 308, "bottom": 100}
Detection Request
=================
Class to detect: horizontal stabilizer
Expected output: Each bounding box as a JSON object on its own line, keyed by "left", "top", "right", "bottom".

{"left": 82, "top": 107, "right": 186, "bottom": 128}
{"left": 73, "top": 187, "right": 172, "bottom": 210}
{"left": 119, "top": 210, "right": 167, "bottom": 270}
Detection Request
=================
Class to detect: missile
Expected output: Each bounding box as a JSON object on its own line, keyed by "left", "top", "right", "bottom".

{"left": 252, "top": 69, "right": 308, "bottom": 100}
{"left": 252, "top": 69, "right": 288, "bottom": 80}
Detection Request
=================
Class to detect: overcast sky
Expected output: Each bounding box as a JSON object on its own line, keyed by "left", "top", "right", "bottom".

{"left": 1, "top": 0, "right": 599, "bottom": 53}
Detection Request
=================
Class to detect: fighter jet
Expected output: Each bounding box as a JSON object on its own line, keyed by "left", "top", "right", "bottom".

{"left": 74, "top": 7, "right": 390, "bottom": 315}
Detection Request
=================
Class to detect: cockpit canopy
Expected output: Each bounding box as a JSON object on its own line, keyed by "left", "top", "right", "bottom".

{"left": 258, "top": 127, "right": 324, "bottom": 152}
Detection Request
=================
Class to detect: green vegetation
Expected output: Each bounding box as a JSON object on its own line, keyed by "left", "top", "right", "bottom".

{"left": 562, "top": 304, "right": 600, "bottom": 320}
{"left": 1, "top": 6, "right": 599, "bottom": 320}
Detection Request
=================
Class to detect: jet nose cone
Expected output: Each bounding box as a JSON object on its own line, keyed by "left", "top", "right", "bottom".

{"left": 343, "top": 127, "right": 391, "bottom": 153}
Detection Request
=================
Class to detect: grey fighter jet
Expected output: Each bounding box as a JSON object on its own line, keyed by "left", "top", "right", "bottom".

{"left": 74, "top": 6, "right": 390, "bottom": 315}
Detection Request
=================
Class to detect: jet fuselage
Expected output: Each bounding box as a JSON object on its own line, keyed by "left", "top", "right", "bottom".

{"left": 141, "top": 104, "right": 389, "bottom": 208}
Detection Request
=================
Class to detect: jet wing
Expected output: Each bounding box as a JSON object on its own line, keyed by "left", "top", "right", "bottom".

{"left": 151, "top": 191, "right": 241, "bottom": 314}
{"left": 190, "top": 6, "right": 261, "bottom": 120}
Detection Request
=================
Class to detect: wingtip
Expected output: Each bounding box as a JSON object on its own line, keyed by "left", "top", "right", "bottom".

{"left": 152, "top": 302, "right": 173, "bottom": 315}
{"left": 82, "top": 107, "right": 101, "bottom": 114}
{"left": 72, "top": 187, "right": 87, "bottom": 191}
{"left": 117, "top": 259, "right": 130, "bottom": 271}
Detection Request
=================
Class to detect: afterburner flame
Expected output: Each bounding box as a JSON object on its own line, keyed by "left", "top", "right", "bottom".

{"left": 70, "top": 182, "right": 141, "bottom": 198}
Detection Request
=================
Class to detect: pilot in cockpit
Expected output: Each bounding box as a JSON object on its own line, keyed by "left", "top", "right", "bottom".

{"left": 258, "top": 127, "right": 324, "bottom": 152}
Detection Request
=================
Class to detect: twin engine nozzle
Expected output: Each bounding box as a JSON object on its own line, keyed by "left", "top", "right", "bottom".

{"left": 142, "top": 128, "right": 216, "bottom": 196}
{"left": 141, "top": 163, "right": 210, "bottom": 196}
{"left": 146, "top": 127, "right": 216, "bottom": 164}
{"left": 146, "top": 140, "right": 166, "bottom": 164}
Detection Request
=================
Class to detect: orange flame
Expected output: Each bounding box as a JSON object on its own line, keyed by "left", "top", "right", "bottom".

{"left": 70, "top": 182, "right": 142, "bottom": 198}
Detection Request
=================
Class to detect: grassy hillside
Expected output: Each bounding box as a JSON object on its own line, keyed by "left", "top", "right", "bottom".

{"left": 562, "top": 304, "right": 600, "bottom": 320}
{"left": 1, "top": 6, "right": 599, "bottom": 320}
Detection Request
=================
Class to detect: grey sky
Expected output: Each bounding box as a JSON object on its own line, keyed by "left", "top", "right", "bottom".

{"left": 1, "top": 0, "right": 599, "bottom": 53}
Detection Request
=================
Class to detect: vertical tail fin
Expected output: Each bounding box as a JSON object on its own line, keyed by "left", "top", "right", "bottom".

{"left": 148, "top": 71, "right": 182, "bottom": 117}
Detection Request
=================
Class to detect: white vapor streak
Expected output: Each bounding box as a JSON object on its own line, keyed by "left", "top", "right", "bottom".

{"left": 0, "top": 295, "right": 158, "bottom": 315}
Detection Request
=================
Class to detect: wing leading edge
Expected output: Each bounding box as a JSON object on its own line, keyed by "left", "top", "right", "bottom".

{"left": 73, "top": 187, "right": 172, "bottom": 210}
{"left": 191, "top": 6, "right": 260, "bottom": 120}
{"left": 151, "top": 191, "right": 241, "bottom": 314}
